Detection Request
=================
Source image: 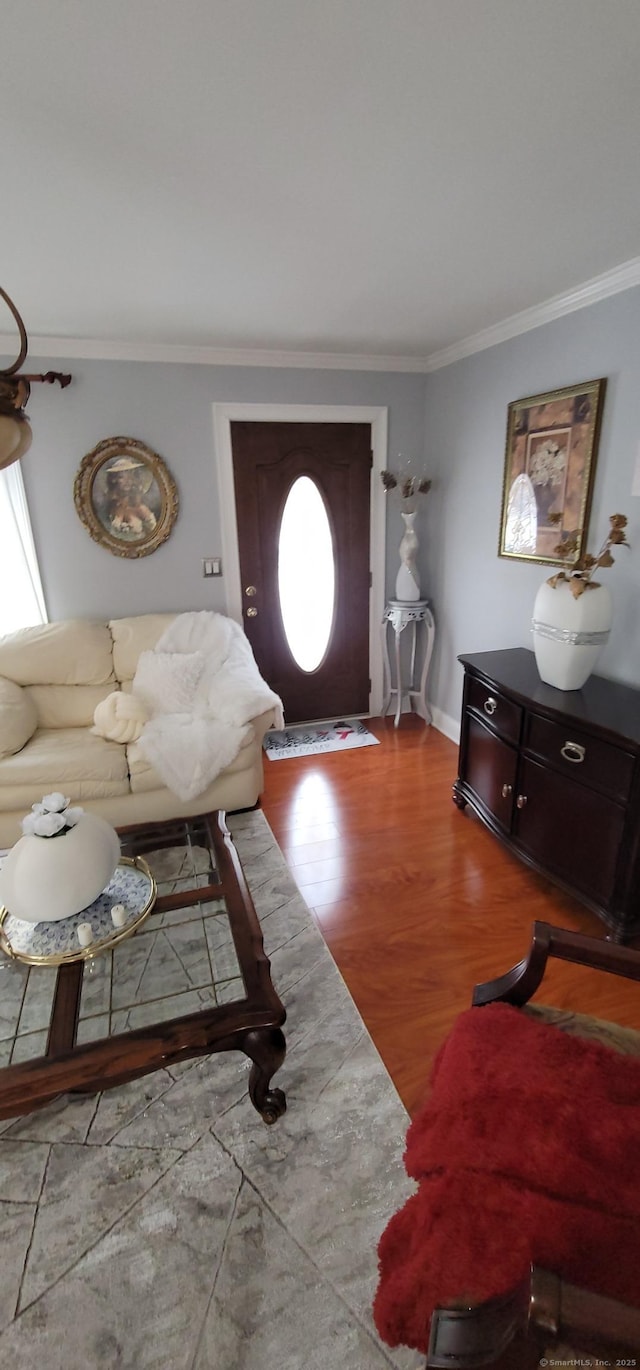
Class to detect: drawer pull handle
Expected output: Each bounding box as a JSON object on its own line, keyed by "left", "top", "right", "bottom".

{"left": 561, "top": 741, "right": 585, "bottom": 764}
{"left": 483, "top": 696, "right": 497, "bottom": 716}
{"left": 516, "top": 794, "right": 527, "bottom": 809}
{"left": 501, "top": 784, "right": 513, "bottom": 798}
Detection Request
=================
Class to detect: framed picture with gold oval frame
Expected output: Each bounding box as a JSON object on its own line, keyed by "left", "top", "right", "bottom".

{"left": 74, "top": 436, "right": 179, "bottom": 557}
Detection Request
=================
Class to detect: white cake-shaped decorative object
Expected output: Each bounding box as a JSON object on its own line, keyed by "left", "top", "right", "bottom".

{"left": 0, "top": 802, "right": 120, "bottom": 924}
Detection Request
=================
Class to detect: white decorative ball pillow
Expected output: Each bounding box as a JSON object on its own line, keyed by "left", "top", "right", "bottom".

{"left": 132, "top": 650, "right": 205, "bottom": 717}
{"left": 0, "top": 676, "right": 38, "bottom": 758}
{"left": 93, "top": 690, "right": 150, "bottom": 744}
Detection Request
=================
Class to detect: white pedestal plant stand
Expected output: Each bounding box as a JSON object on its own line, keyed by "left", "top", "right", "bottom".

{"left": 381, "top": 599, "right": 436, "bottom": 727}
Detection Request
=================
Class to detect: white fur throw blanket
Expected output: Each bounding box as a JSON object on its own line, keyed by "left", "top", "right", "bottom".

{"left": 132, "top": 611, "right": 284, "bottom": 801}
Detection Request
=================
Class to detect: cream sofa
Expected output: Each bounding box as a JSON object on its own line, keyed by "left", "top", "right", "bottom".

{"left": 0, "top": 613, "right": 279, "bottom": 847}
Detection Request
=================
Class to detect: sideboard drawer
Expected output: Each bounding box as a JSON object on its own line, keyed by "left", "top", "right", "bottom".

{"left": 525, "top": 712, "right": 635, "bottom": 804}
{"left": 467, "top": 676, "right": 522, "bottom": 745}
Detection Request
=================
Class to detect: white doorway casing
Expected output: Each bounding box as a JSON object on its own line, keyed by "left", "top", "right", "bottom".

{"left": 213, "top": 403, "right": 388, "bottom": 716}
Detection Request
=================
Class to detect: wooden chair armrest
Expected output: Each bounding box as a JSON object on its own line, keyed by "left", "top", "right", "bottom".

{"left": 472, "top": 921, "right": 640, "bottom": 1008}
{"left": 426, "top": 1266, "right": 640, "bottom": 1368}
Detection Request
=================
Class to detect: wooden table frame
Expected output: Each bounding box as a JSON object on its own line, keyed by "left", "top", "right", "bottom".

{"left": 0, "top": 812, "right": 287, "bottom": 1126}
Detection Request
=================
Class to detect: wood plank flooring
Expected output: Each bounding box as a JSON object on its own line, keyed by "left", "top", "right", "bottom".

{"left": 260, "top": 716, "right": 640, "bottom": 1117}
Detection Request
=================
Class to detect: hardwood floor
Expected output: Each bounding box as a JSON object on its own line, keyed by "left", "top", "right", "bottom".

{"left": 260, "top": 716, "right": 640, "bottom": 1117}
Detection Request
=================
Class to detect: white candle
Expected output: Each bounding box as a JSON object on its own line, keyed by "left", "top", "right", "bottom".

{"left": 111, "top": 903, "right": 127, "bottom": 927}
{"left": 77, "top": 922, "right": 94, "bottom": 947}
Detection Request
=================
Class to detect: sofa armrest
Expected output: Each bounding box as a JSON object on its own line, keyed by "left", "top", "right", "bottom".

{"left": 251, "top": 707, "right": 282, "bottom": 749}
{"left": 0, "top": 677, "right": 38, "bottom": 758}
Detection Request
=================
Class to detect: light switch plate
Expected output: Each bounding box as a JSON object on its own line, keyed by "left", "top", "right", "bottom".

{"left": 202, "top": 557, "right": 222, "bottom": 577}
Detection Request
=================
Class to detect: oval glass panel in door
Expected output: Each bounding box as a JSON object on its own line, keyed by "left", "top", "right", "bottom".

{"left": 277, "top": 476, "right": 336, "bottom": 672}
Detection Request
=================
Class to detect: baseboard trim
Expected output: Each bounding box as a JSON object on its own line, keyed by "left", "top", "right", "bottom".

{"left": 430, "top": 705, "right": 460, "bottom": 745}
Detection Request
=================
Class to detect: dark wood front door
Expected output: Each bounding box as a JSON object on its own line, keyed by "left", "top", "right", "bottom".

{"left": 231, "top": 421, "right": 372, "bottom": 724}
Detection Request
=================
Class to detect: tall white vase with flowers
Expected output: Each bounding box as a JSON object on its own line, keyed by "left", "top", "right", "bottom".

{"left": 532, "top": 513, "right": 629, "bottom": 691}
{"left": 380, "top": 457, "right": 432, "bottom": 602}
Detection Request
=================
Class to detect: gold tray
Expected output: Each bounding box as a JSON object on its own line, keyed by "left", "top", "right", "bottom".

{"left": 0, "top": 856, "right": 156, "bottom": 966}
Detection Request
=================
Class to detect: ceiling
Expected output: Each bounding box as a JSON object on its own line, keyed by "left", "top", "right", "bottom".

{"left": 2, "top": 0, "right": 640, "bottom": 364}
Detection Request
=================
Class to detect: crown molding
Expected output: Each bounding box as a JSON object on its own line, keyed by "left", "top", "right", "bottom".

{"left": 1, "top": 255, "right": 639, "bottom": 373}
{"left": 424, "top": 255, "right": 640, "bottom": 372}
{"left": 0, "top": 335, "right": 429, "bottom": 372}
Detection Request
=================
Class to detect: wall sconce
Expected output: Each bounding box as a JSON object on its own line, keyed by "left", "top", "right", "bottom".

{"left": 0, "top": 286, "right": 72, "bottom": 471}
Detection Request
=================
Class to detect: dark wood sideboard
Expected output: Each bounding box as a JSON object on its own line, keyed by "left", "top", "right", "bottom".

{"left": 452, "top": 649, "right": 640, "bottom": 942}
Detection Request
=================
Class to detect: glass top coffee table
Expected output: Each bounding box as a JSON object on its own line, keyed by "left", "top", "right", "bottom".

{"left": 0, "top": 812, "right": 287, "bottom": 1125}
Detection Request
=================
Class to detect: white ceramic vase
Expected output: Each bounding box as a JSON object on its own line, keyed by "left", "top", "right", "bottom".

{"left": 395, "top": 511, "right": 421, "bottom": 601}
{"left": 0, "top": 812, "right": 121, "bottom": 924}
{"left": 532, "top": 577, "right": 613, "bottom": 691}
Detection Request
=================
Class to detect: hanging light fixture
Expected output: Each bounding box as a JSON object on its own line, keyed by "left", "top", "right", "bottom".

{"left": 0, "top": 286, "right": 71, "bottom": 471}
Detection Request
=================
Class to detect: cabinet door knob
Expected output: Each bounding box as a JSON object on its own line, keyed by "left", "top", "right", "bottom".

{"left": 501, "top": 783, "right": 513, "bottom": 798}
{"left": 483, "top": 696, "right": 497, "bottom": 716}
{"left": 516, "top": 794, "right": 527, "bottom": 809}
{"left": 246, "top": 607, "right": 258, "bottom": 618}
{"left": 561, "top": 741, "right": 586, "bottom": 763}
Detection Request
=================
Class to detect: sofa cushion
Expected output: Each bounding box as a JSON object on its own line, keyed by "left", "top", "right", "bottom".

{"left": 25, "top": 683, "right": 116, "bottom": 730}
{"left": 132, "top": 650, "right": 205, "bottom": 716}
{"left": 0, "top": 620, "right": 115, "bottom": 686}
{"left": 0, "top": 728, "right": 129, "bottom": 811}
{"left": 93, "top": 691, "right": 149, "bottom": 744}
{"left": 110, "top": 614, "right": 176, "bottom": 684}
{"left": 126, "top": 726, "right": 256, "bottom": 793}
{"left": 0, "top": 678, "right": 38, "bottom": 758}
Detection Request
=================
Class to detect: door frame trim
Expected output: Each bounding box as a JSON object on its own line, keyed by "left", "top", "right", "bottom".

{"left": 213, "top": 402, "right": 388, "bottom": 716}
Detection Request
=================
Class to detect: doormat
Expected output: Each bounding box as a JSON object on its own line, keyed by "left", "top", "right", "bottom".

{"left": 263, "top": 719, "right": 380, "bottom": 760}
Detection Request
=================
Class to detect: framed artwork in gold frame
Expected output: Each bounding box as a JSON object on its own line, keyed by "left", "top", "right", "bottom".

{"left": 498, "top": 378, "right": 606, "bottom": 567}
{"left": 74, "top": 436, "right": 179, "bottom": 558}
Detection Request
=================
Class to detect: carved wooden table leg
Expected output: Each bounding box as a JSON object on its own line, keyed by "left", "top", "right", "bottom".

{"left": 242, "top": 1026, "right": 287, "bottom": 1124}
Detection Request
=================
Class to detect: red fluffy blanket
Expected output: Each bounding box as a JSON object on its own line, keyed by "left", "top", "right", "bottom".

{"left": 373, "top": 1002, "right": 640, "bottom": 1354}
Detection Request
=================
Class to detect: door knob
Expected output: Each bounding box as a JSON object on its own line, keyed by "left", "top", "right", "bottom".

{"left": 245, "top": 585, "right": 257, "bottom": 597}
{"left": 501, "top": 783, "right": 512, "bottom": 798}
{"left": 516, "top": 794, "right": 527, "bottom": 809}
{"left": 246, "top": 607, "right": 258, "bottom": 618}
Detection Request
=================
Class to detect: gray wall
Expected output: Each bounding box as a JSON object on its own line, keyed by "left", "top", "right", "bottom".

{"left": 424, "top": 286, "right": 640, "bottom": 731}
{"left": 10, "top": 361, "right": 426, "bottom": 622}
{"left": 5, "top": 283, "right": 639, "bottom": 732}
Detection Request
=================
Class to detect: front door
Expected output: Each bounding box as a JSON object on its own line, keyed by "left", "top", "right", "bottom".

{"left": 231, "top": 421, "right": 372, "bottom": 724}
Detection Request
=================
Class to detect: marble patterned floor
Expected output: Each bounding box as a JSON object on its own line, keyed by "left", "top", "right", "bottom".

{"left": 0, "top": 810, "right": 422, "bottom": 1370}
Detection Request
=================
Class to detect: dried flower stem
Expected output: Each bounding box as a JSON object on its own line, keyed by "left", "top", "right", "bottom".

{"left": 380, "top": 467, "right": 432, "bottom": 514}
{"left": 548, "top": 513, "right": 629, "bottom": 598}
